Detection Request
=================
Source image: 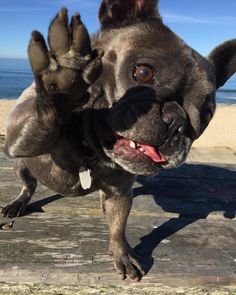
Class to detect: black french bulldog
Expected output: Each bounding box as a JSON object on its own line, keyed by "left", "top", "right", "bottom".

{"left": 2, "top": 0, "right": 236, "bottom": 281}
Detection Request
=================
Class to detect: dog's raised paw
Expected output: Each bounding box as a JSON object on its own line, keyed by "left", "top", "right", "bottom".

{"left": 28, "top": 8, "right": 102, "bottom": 104}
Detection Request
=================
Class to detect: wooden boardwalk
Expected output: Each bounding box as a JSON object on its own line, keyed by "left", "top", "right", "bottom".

{"left": 0, "top": 149, "right": 236, "bottom": 293}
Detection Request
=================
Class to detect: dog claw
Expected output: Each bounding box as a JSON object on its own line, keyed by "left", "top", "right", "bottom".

{"left": 70, "top": 13, "right": 92, "bottom": 56}
{"left": 48, "top": 7, "right": 70, "bottom": 54}
{"left": 28, "top": 31, "right": 49, "bottom": 75}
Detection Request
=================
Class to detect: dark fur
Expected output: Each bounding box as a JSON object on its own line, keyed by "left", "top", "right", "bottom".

{"left": 2, "top": 1, "right": 236, "bottom": 280}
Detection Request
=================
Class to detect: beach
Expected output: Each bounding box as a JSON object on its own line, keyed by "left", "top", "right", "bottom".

{"left": 0, "top": 99, "right": 235, "bottom": 150}
{"left": 0, "top": 99, "right": 16, "bottom": 135}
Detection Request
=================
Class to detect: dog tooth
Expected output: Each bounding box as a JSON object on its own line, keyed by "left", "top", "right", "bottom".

{"left": 130, "top": 141, "right": 136, "bottom": 149}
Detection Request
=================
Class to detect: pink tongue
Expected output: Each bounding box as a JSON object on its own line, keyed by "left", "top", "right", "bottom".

{"left": 139, "top": 143, "right": 166, "bottom": 163}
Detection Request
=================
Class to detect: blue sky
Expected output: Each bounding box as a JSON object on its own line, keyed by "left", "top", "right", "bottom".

{"left": 0, "top": 0, "right": 236, "bottom": 59}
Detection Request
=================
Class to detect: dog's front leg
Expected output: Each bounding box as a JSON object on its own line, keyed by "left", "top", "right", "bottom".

{"left": 103, "top": 190, "right": 145, "bottom": 281}
{"left": 4, "top": 8, "right": 102, "bottom": 159}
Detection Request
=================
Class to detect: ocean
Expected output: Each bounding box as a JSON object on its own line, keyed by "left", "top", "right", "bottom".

{"left": 0, "top": 58, "right": 33, "bottom": 99}
{"left": 0, "top": 58, "right": 236, "bottom": 103}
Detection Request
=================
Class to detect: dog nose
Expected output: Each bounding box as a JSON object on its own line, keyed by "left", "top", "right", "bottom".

{"left": 162, "top": 102, "right": 187, "bottom": 137}
{"left": 163, "top": 113, "right": 186, "bottom": 133}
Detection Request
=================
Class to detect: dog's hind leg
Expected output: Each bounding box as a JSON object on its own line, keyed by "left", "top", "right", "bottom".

{"left": 1, "top": 159, "right": 37, "bottom": 218}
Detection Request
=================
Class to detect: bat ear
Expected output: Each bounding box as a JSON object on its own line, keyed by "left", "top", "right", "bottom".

{"left": 208, "top": 39, "right": 236, "bottom": 89}
{"left": 99, "top": 0, "right": 161, "bottom": 28}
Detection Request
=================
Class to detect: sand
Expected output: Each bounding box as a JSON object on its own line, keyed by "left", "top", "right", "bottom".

{"left": 193, "top": 105, "right": 236, "bottom": 149}
{"left": 0, "top": 100, "right": 16, "bottom": 135}
{"left": 0, "top": 99, "right": 235, "bottom": 149}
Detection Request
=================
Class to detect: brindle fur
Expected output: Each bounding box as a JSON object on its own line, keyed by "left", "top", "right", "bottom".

{"left": 2, "top": 1, "right": 236, "bottom": 281}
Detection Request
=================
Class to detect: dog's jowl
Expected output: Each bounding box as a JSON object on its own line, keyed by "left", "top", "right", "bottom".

{"left": 2, "top": 0, "right": 236, "bottom": 281}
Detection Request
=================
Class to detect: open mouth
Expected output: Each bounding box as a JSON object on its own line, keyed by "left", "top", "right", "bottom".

{"left": 111, "top": 136, "right": 167, "bottom": 164}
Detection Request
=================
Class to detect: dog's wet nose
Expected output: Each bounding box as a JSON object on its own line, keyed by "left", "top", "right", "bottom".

{"left": 163, "top": 112, "right": 186, "bottom": 132}
{"left": 162, "top": 102, "right": 187, "bottom": 137}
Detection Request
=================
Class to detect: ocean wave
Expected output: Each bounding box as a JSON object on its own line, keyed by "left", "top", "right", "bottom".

{"left": 0, "top": 70, "right": 32, "bottom": 76}
{"left": 216, "top": 92, "right": 236, "bottom": 104}
{"left": 218, "top": 89, "right": 236, "bottom": 93}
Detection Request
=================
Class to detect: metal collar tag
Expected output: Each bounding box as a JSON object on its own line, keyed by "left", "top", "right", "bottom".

{"left": 79, "top": 166, "right": 92, "bottom": 190}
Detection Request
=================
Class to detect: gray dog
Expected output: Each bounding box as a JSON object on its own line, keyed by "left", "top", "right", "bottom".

{"left": 2, "top": 0, "right": 236, "bottom": 280}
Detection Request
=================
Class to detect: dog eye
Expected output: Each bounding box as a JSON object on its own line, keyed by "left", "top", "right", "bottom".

{"left": 133, "top": 64, "right": 155, "bottom": 84}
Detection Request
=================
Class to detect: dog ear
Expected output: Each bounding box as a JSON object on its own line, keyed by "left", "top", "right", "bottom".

{"left": 99, "top": 0, "right": 160, "bottom": 28}
{"left": 208, "top": 39, "right": 236, "bottom": 89}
